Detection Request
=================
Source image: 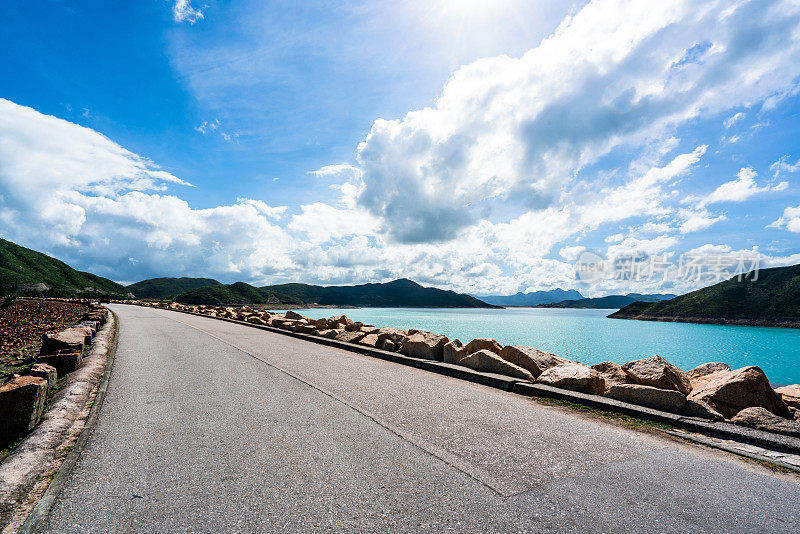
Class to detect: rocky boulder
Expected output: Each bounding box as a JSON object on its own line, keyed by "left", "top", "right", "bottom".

{"left": 605, "top": 384, "right": 687, "bottom": 413}
{"left": 318, "top": 329, "right": 341, "bottom": 339}
{"left": 40, "top": 329, "right": 86, "bottom": 355}
{"left": 335, "top": 331, "right": 365, "bottom": 344}
{"left": 376, "top": 327, "right": 407, "bottom": 347}
{"left": 537, "top": 363, "right": 606, "bottom": 395}
{"left": 0, "top": 376, "right": 49, "bottom": 447}
{"left": 775, "top": 384, "right": 800, "bottom": 410}
{"left": 443, "top": 339, "right": 466, "bottom": 364}
{"left": 731, "top": 407, "right": 800, "bottom": 438}
{"left": 315, "top": 318, "right": 331, "bottom": 330}
{"left": 590, "top": 361, "right": 633, "bottom": 391}
{"left": 621, "top": 355, "right": 692, "bottom": 395}
{"left": 499, "top": 345, "right": 568, "bottom": 378}
{"left": 687, "top": 362, "right": 731, "bottom": 390}
{"left": 359, "top": 334, "right": 380, "bottom": 348}
{"left": 328, "top": 315, "right": 354, "bottom": 327}
{"left": 687, "top": 366, "right": 792, "bottom": 419}
{"left": 400, "top": 331, "right": 449, "bottom": 360}
{"left": 381, "top": 339, "right": 399, "bottom": 352}
{"left": 246, "top": 316, "right": 266, "bottom": 325}
{"left": 26, "top": 363, "right": 57, "bottom": 388}
{"left": 285, "top": 310, "right": 309, "bottom": 321}
{"left": 37, "top": 351, "right": 83, "bottom": 376}
{"left": 458, "top": 349, "right": 534, "bottom": 381}
{"left": 464, "top": 338, "right": 502, "bottom": 356}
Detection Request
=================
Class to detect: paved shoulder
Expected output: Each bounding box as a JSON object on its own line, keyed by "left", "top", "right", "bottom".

{"left": 40, "top": 305, "right": 800, "bottom": 533}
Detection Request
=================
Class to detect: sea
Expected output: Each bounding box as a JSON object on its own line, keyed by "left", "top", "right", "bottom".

{"left": 275, "top": 307, "right": 800, "bottom": 386}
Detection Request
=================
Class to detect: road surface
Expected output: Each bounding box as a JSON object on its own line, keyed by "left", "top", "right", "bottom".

{"left": 40, "top": 305, "right": 800, "bottom": 532}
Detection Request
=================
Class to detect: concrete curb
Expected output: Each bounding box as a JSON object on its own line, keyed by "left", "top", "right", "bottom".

{"left": 155, "top": 306, "right": 800, "bottom": 457}
{"left": 16, "top": 309, "right": 118, "bottom": 534}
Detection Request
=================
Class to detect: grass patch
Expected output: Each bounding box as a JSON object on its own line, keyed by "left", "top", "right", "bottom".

{"left": 531, "top": 396, "right": 675, "bottom": 432}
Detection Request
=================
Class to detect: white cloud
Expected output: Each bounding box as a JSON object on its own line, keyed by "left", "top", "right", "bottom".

{"left": 771, "top": 155, "right": 800, "bottom": 178}
{"left": 724, "top": 112, "right": 745, "bottom": 128}
{"left": 678, "top": 209, "right": 726, "bottom": 234}
{"left": 769, "top": 205, "right": 800, "bottom": 233}
{"left": 356, "top": 0, "right": 800, "bottom": 243}
{"left": 695, "top": 167, "right": 788, "bottom": 207}
{"left": 173, "top": 0, "right": 203, "bottom": 24}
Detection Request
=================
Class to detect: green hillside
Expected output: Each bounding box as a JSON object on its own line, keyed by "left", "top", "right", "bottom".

{"left": 262, "top": 278, "right": 498, "bottom": 308}
{"left": 0, "top": 238, "right": 128, "bottom": 297}
{"left": 610, "top": 264, "right": 800, "bottom": 321}
{"left": 174, "top": 282, "right": 303, "bottom": 306}
{"left": 174, "top": 278, "right": 498, "bottom": 307}
{"left": 127, "top": 277, "right": 222, "bottom": 299}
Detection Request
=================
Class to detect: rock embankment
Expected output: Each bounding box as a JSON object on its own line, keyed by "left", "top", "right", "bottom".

{"left": 134, "top": 300, "right": 800, "bottom": 438}
{"left": 0, "top": 304, "right": 107, "bottom": 449}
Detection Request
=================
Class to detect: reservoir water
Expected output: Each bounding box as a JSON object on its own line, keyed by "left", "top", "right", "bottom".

{"left": 278, "top": 307, "right": 800, "bottom": 386}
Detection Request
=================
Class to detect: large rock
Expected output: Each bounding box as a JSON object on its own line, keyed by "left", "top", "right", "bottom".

{"left": 464, "top": 338, "right": 502, "bottom": 356}
{"left": 537, "top": 363, "right": 605, "bottom": 395}
{"left": 775, "top": 384, "right": 800, "bottom": 410}
{"left": 40, "top": 329, "right": 86, "bottom": 355}
{"left": 400, "top": 331, "right": 449, "bottom": 360}
{"left": 500, "top": 345, "right": 568, "bottom": 378}
{"left": 605, "top": 384, "right": 687, "bottom": 413}
{"left": 246, "top": 316, "right": 266, "bottom": 325}
{"left": 458, "top": 349, "right": 534, "bottom": 381}
{"left": 26, "top": 363, "right": 58, "bottom": 388}
{"left": 443, "top": 339, "right": 466, "bottom": 364}
{"left": 37, "top": 351, "right": 83, "bottom": 376}
{"left": 590, "top": 361, "right": 633, "bottom": 390}
{"left": 328, "top": 315, "right": 354, "bottom": 327}
{"left": 376, "top": 327, "right": 407, "bottom": 347}
{"left": 284, "top": 310, "right": 310, "bottom": 321}
{"left": 621, "top": 355, "right": 692, "bottom": 395}
{"left": 0, "top": 376, "right": 49, "bottom": 447}
{"left": 359, "top": 333, "right": 380, "bottom": 348}
{"left": 318, "top": 329, "right": 342, "bottom": 339}
{"left": 687, "top": 366, "right": 792, "bottom": 419}
{"left": 687, "top": 362, "right": 731, "bottom": 390}
{"left": 315, "top": 318, "right": 331, "bottom": 330}
{"left": 536, "top": 362, "right": 606, "bottom": 395}
{"left": 731, "top": 407, "right": 800, "bottom": 438}
{"left": 335, "top": 331, "right": 365, "bottom": 344}
{"left": 381, "top": 339, "right": 399, "bottom": 352}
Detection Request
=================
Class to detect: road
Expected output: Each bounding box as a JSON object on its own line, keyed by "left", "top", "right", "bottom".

{"left": 39, "top": 304, "right": 800, "bottom": 532}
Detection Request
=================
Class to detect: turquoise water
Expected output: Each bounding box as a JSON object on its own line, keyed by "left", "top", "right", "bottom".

{"left": 276, "top": 307, "right": 800, "bottom": 386}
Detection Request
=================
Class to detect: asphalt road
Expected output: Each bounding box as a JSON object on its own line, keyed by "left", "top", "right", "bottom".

{"left": 39, "top": 305, "right": 800, "bottom": 532}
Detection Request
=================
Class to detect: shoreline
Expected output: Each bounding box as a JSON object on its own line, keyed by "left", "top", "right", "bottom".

{"left": 608, "top": 312, "right": 800, "bottom": 330}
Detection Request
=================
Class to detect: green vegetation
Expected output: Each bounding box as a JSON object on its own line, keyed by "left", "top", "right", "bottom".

{"left": 0, "top": 238, "right": 128, "bottom": 297}
{"left": 175, "top": 282, "right": 303, "bottom": 306}
{"left": 174, "top": 278, "right": 498, "bottom": 307}
{"left": 538, "top": 293, "right": 676, "bottom": 309}
{"left": 126, "top": 277, "right": 222, "bottom": 299}
{"left": 611, "top": 263, "right": 800, "bottom": 320}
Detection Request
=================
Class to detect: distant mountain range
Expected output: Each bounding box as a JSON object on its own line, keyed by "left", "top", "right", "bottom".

{"left": 475, "top": 288, "right": 584, "bottom": 306}
{"left": 610, "top": 264, "right": 800, "bottom": 327}
{"left": 168, "top": 278, "right": 498, "bottom": 308}
{"left": 0, "top": 239, "right": 128, "bottom": 298}
{"left": 126, "top": 277, "right": 223, "bottom": 299}
{"left": 536, "top": 293, "right": 677, "bottom": 309}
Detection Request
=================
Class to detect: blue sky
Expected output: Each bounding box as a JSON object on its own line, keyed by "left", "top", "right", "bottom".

{"left": 1, "top": 0, "right": 799, "bottom": 295}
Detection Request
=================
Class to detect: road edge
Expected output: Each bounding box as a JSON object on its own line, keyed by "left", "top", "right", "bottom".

{"left": 16, "top": 308, "right": 119, "bottom": 534}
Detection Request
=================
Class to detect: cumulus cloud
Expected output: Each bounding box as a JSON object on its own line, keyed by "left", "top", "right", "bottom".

{"left": 694, "top": 167, "right": 788, "bottom": 207}
{"left": 355, "top": 0, "right": 800, "bottom": 244}
{"left": 173, "top": 0, "right": 203, "bottom": 24}
{"left": 769, "top": 205, "right": 800, "bottom": 233}
{"left": 724, "top": 112, "right": 745, "bottom": 128}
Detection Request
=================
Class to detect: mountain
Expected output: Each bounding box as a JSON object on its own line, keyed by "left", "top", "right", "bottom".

{"left": 609, "top": 264, "right": 800, "bottom": 327}
{"left": 537, "top": 293, "right": 677, "bottom": 309}
{"left": 262, "top": 278, "right": 498, "bottom": 308}
{"left": 475, "top": 288, "right": 583, "bottom": 306}
{"left": 174, "top": 282, "right": 303, "bottom": 306}
{"left": 127, "top": 277, "right": 222, "bottom": 299}
{"left": 0, "top": 238, "right": 128, "bottom": 297}
{"left": 176, "top": 278, "right": 499, "bottom": 308}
